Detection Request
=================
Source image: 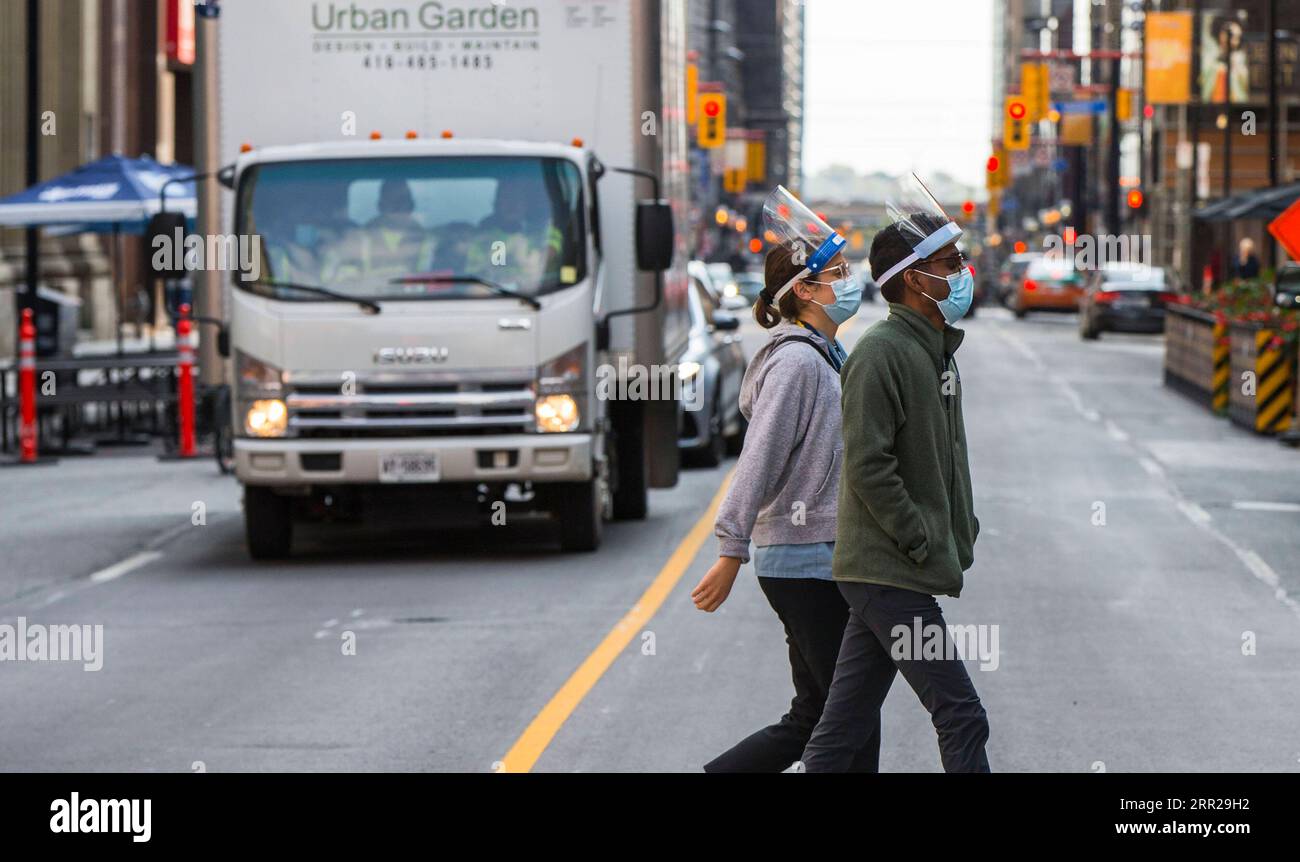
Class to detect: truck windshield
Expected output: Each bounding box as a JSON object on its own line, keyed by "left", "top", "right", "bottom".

{"left": 235, "top": 156, "right": 586, "bottom": 301}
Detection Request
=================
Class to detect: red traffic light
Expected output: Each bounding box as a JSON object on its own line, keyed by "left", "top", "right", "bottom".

{"left": 1127, "top": 189, "right": 1144, "bottom": 209}
{"left": 703, "top": 98, "right": 721, "bottom": 118}
{"left": 986, "top": 156, "right": 1000, "bottom": 173}
{"left": 961, "top": 200, "right": 975, "bottom": 216}
{"left": 1008, "top": 100, "right": 1027, "bottom": 120}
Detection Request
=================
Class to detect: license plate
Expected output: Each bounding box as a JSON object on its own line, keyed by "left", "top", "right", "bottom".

{"left": 379, "top": 452, "right": 440, "bottom": 483}
{"left": 1113, "top": 295, "right": 1149, "bottom": 309}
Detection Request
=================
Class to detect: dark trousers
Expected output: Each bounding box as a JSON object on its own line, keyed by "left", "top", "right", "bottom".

{"left": 704, "top": 577, "right": 881, "bottom": 773}
{"left": 801, "top": 581, "right": 991, "bottom": 773}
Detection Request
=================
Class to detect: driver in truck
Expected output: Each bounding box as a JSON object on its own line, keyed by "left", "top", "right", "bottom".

{"left": 324, "top": 178, "right": 436, "bottom": 287}
{"left": 467, "top": 171, "right": 564, "bottom": 287}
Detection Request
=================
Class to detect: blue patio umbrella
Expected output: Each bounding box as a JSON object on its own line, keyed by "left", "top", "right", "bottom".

{"left": 0, "top": 154, "right": 199, "bottom": 357}
{"left": 0, "top": 153, "right": 196, "bottom": 233}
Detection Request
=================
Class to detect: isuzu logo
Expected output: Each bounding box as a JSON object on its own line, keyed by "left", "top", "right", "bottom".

{"left": 374, "top": 346, "right": 449, "bottom": 364}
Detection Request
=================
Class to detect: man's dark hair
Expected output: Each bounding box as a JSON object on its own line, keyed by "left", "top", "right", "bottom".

{"left": 869, "top": 212, "right": 951, "bottom": 302}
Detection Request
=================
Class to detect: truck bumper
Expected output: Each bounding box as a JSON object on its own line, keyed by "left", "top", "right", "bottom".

{"left": 235, "top": 433, "right": 594, "bottom": 486}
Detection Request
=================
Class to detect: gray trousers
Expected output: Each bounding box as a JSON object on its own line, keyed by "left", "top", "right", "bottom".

{"left": 801, "top": 581, "right": 991, "bottom": 773}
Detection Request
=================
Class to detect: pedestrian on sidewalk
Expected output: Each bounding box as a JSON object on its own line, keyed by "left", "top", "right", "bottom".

{"left": 692, "top": 187, "right": 877, "bottom": 773}
{"left": 801, "top": 175, "right": 990, "bottom": 773}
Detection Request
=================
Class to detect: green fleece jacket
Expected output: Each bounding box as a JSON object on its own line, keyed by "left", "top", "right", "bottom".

{"left": 833, "top": 303, "right": 979, "bottom": 597}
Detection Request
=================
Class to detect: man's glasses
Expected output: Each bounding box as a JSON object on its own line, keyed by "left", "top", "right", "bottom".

{"left": 924, "top": 250, "right": 968, "bottom": 273}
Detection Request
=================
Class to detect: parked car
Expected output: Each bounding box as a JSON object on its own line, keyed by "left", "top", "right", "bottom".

{"left": 1078, "top": 263, "right": 1182, "bottom": 339}
{"left": 734, "top": 270, "right": 764, "bottom": 304}
{"left": 679, "top": 272, "right": 747, "bottom": 466}
{"left": 689, "top": 259, "right": 747, "bottom": 311}
{"left": 997, "top": 252, "right": 1041, "bottom": 307}
{"left": 854, "top": 260, "right": 879, "bottom": 303}
{"left": 1011, "top": 256, "right": 1083, "bottom": 318}
{"left": 1274, "top": 262, "right": 1300, "bottom": 310}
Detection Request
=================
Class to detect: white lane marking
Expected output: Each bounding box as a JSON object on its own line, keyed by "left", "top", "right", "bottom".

{"left": 1000, "top": 318, "right": 1299, "bottom": 622}
{"left": 1230, "top": 501, "right": 1300, "bottom": 513}
{"left": 1138, "top": 457, "right": 1165, "bottom": 479}
{"left": 350, "top": 608, "right": 364, "bottom": 618}
{"left": 89, "top": 551, "right": 163, "bottom": 584}
{"left": 996, "top": 327, "right": 1045, "bottom": 369}
{"left": 1236, "top": 549, "right": 1281, "bottom": 588}
{"left": 1105, "top": 420, "right": 1130, "bottom": 442}
{"left": 1176, "top": 501, "right": 1213, "bottom": 526}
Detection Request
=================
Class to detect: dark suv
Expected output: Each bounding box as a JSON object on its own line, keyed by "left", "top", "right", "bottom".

{"left": 1275, "top": 263, "right": 1300, "bottom": 310}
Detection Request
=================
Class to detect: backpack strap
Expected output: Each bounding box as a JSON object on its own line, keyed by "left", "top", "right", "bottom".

{"left": 774, "top": 334, "right": 839, "bottom": 372}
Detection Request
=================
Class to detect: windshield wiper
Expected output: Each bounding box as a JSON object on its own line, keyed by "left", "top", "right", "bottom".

{"left": 262, "top": 280, "right": 382, "bottom": 315}
{"left": 388, "top": 274, "right": 542, "bottom": 310}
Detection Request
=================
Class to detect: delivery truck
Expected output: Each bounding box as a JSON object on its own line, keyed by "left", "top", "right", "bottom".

{"left": 211, "top": 0, "right": 692, "bottom": 557}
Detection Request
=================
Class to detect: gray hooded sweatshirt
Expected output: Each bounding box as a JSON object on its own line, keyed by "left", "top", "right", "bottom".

{"left": 714, "top": 321, "right": 843, "bottom": 562}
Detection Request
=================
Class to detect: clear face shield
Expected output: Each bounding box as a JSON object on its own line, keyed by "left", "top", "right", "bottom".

{"left": 874, "top": 173, "right": 965, "bottom": 288}
{"left": 761, "top": 185, "right": 847, "bottom": 303}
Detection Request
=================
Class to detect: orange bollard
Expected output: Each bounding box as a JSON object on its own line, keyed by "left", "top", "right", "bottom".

{"left": 18, "top": 308, "right": 37, "bottom": 462}
{"left": 176, "top": 303, "right": 196, "bottom": 458}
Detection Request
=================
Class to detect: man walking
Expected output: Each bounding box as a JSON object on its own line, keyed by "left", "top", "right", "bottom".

{"left": 801, "top": 177, "right": 989, "bottom": 772}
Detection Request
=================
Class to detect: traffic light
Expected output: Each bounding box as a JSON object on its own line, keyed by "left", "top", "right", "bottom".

{"left": 1127, "top": 188, "right": 1145, "bottom": 210}
{"left": 961, "top": 200, "right": 976, "bottom": 217}
{"left": 1005, "top": 96, "right": 1030, "bottom": 151}
{"left": 1021, "top": 63, "right": 1044, "bottom": 122}
{"left": 986, "top": 154, "right": 1002, "bottom": 190}
{"left": 697, "top": 93, "right": 726, "bottom": 149}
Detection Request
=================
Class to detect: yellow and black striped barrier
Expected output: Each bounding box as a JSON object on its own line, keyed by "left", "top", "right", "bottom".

{"left": 1228, "top": 322, "right": 1294, "bottom": 435}
{"left": 1212, "top": 319, "right": 1229, "bottom": 414}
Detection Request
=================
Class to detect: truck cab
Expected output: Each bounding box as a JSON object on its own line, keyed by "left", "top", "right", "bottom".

{"left": 227, "top": 138, "right": 673, "bottom": 557}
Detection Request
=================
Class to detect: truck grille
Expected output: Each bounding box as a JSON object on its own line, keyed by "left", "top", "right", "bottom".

{"left": 284, "top": 374, "right": 535, "bottom": 438}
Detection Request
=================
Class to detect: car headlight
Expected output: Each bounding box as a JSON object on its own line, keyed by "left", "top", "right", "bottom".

{"left": 245, "top": 398, "right": 288, "bottom": 437}
{"left": 535, "top": 394, "right": 580, "bottom": 433}
{"left": 536, "top": 343, "right": 586, "bottom": 432}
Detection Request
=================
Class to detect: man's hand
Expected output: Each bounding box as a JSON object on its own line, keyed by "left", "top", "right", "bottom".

{"left": 692, "top": 556, "right": 742, "bottom": 612}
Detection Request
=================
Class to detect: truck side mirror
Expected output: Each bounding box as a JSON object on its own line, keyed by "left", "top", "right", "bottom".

{"left": 635, "top": 200, "right": 674, "bottom": 272}
{"left": 145, "top": 212, "right": 188, "bottom": 277}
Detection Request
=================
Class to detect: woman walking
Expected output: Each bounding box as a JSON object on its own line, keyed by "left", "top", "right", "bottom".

{"left": 692, "top": 188, "right": 878, "bottom": 772}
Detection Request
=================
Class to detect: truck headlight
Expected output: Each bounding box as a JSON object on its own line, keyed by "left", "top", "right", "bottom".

{"left": 536, "top": 343, "right": 586, "bottom": 432}
{"left": 245, "top": 399, "right": 288, "bottom": 437}
{"left": 536, "top": 394, "right": 580, "bottom": 433}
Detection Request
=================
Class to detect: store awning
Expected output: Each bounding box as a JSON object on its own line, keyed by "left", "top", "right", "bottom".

{"left": 1195, "top": 181, "right": 1300, "bottom": 223}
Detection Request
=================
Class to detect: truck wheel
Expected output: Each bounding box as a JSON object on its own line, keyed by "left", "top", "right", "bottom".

{"left": 610, "top": 403, "right": 647, "bottom": 520}
{"left": 554, "top": 478, "right": 602, "bottom": 552}
{"left": 244, "top": 486, "right": 293, "bottom": 560}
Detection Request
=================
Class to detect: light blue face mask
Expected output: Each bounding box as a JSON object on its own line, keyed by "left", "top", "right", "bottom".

{"left": 807, "top": 274, "right": 863, "bottom": 325}
{"left": 916, "top": 267, "right": 974, "bottom": 324}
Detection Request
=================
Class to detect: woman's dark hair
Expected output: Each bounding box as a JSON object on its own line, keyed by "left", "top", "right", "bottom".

{"left": 755, "top": 243, "right": 807, "bottom": 328}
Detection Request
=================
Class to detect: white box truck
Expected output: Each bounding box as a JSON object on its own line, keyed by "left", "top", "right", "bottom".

{"left": 212, "top": 0, "right": 692, "bottom": 557}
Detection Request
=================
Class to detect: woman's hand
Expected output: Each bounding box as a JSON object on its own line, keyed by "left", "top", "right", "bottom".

{"left": 692, "top": 557, "right": 743, "bottom": 612}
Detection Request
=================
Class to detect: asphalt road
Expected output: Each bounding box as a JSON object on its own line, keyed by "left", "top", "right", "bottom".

{"left": 3, "top": 299, "right": 1299, "bottom": 772}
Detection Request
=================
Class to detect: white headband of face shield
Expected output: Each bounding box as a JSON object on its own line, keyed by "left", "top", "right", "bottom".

{"left": 874, "top": 221, "right": 963, "bottom": 288}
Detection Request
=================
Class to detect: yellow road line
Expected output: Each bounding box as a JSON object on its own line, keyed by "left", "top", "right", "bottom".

{"left": 498, "top": 466, "right": 736, "bottom": 773}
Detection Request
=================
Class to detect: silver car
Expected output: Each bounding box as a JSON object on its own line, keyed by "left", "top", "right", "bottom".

{"left": 678, "top": 273, "right": 747, "bottom": 466}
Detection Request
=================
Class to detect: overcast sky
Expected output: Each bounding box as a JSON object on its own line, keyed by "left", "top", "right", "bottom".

{"left": 802, "top": 0, "right": 994, "bottom": 186}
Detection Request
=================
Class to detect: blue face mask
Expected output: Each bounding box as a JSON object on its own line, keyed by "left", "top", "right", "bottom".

{"left": 916, "top": 267, "right": 974, "bottom": 324}
{"left": 807, "top": 276, "right": 863, "bottom": 325}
